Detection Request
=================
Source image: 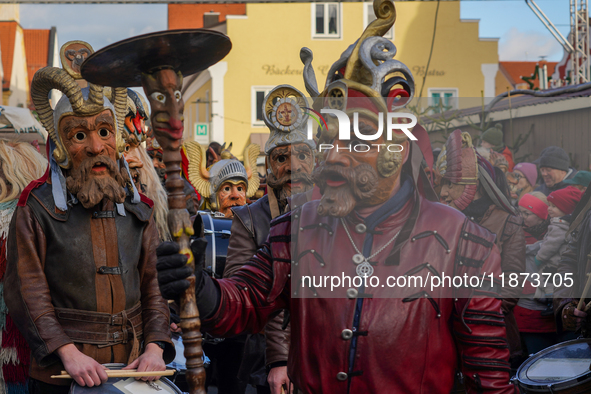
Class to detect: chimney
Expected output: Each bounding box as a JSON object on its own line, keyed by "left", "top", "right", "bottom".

{"left": 203, "top": 13, "right": 220, "bottom": 28}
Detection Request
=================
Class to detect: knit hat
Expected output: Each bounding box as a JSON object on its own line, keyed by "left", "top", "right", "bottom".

{"left": 535, "top": 146, "right": 570, "bottom": 172}
{"left": 547, "top": 186, "right": 583, "bottom": 215}
{"left": 563, "top": 171, "right": 591, "bottom": 188}
{"left": 513, "top": 162, "right": 538, "bottom": 187}
{"left": 519, "top": 193, "right": 548, "bottom": 220}
{"left": 481, "top": 124, "right": 504, "bottom": 147}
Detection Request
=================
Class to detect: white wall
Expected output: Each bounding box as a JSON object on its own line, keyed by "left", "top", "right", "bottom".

{"left": 0, "top": 5, "right": 19, "bottom": 22}
{"left": 8, "top": 27, "right": 28, "bottom": 107}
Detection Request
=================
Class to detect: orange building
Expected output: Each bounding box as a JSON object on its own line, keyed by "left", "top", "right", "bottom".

{"left": 168, "top": 4, "right": 246, "bottom": 29}
{"left": 0, "top": 5, "right": 58, "bottom": 108}
{"left": 496, "top": 61, "right": 558, "bottom": 96}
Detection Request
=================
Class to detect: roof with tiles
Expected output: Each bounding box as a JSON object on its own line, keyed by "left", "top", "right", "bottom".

{"left": 0, "top": 21, "right": 17, "bottom": 90}
{"left": 23, "top": 29, "right": 50, "bottom": 90}
{"left": 500, "top": 61, "right": 558, "bottom": 90}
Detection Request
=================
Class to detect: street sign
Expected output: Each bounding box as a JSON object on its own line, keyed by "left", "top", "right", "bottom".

{"left": 195, "top": 123, "right": 208, "bottom": 137}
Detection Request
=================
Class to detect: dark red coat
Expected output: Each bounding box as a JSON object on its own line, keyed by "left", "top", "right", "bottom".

{"left": 204, "top": 195, "right": 515, "bottom": 393}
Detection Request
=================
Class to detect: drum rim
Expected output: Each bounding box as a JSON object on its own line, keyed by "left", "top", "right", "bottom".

{"left": 70, "top": 363, "right": 182, "bottom": 394}
{"left": 515, "top": 338, "right": 591, "bottom": 390}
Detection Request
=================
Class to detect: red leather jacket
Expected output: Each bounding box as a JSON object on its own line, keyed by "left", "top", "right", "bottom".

{"left": 203, "top": 194, "right": 515, "bottom": 394}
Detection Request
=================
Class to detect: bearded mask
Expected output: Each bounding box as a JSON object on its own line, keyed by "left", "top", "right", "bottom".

{"left": 31, "top": 41, "right": 128, "bottom": 211}
{"left": 261, "top": 85, "right": 316, "bottom": 201}
{"left": 292, "top": 0, "right": 416, "bottom": 218}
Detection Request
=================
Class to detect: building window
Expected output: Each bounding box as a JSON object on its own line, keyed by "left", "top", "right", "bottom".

{"left": 428, "top": 88, "right": 459, "bottom": 113}
{"left": 251, "top": 86, "right": 274, "bottom": 127}
{"left": 364, "top": 2, "right": 393, "bottom": 39}
{"left": 312, "top": 3, "right": 341, "bottom": 39}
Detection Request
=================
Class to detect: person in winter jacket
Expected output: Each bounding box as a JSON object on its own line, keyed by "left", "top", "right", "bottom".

{"left": 563, "top": 171, "right": 591, "bottom": 193}
{"left": 514, "top": 192, "right": 555, "bottom": 356}
{"left": 533, "top": 186, "right": 583, "bottom": 318}
{"left": 480, "top": 124, "right": 515, "bottom": 172}
{"left": 518, "top": 192, "right": 550, "bottom": 245}
{"left": 507, "top": 163, "right": 538, "bottom": 204}
{"left": 536, "top": 186, "right": 583, "bottom": 270}
{"left": 534, "top": 146, "right": 578, "bottom": 196}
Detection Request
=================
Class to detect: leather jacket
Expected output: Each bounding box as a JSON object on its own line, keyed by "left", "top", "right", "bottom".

{"left": 225, "top": 191, "right": 310, "bottom": 366}
{"left": 4, "top": 182, "right": 173, "bottom": 384}
{"left": 475, "top": 205, "right": 525, "bottom": 358}
{"left": 203, "top": 193, "right": 515, "bottom": 394}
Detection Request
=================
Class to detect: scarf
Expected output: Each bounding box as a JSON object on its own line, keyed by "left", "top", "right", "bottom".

{"left": 462, "top": 195, "right": 493, "bottom": 222}
{"left": 524, "top": 218, "right": 550, "bottom": 240}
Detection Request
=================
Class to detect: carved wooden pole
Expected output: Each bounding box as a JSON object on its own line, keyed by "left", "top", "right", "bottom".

{"left": 79, "top": 30, "right": 232, "bottom": 394}
{"left": 142, "top": 68, "right": 205, "bottom": 394}
{"left": 162, "top": 150, "right": 205, "bottom": 394}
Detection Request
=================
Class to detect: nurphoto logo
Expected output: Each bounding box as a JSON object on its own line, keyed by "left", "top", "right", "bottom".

{"left": 305, "top": 108, "right": 418, "bottom": 153}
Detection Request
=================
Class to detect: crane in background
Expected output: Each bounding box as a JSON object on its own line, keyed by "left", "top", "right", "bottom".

{"left": 526, "top": 0, "right": 590, "bottom": 85}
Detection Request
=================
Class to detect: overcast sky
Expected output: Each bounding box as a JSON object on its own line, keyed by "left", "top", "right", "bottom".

{"left": 19, "top": 0, "right": 570, "bottom": 62}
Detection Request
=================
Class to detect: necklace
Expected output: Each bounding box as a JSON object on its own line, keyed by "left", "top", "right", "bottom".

{"left": 340, "top": 218, "right": 400, "bottom": 278}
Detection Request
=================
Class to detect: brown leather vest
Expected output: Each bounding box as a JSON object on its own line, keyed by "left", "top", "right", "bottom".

{"left": 27, "top": 182, "right": 152, "bottom": 312}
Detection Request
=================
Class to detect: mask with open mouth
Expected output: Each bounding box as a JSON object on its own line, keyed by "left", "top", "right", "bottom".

{"left": 66, "top": 155, "right": 127, "bottom": 209}
{"left": 267, "top": 171, "right": 313, "bottom": 196}
{"left": 313, "top": 163, "right": 378, "bottom": 217}
{"left": 217, "top": 180, "right": 247, "bottom": 218}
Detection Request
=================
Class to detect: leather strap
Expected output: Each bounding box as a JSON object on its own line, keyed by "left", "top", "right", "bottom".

{"left": 54, "top": 303, "right": 143, "bottom": 349}
{"left": 268, "top": 188, "right": 281, "bottom": 219}
{"left": 92, "top": 210, "right": 116, "bottom": 219}
{"left": 97, "top": 266, "right": 122, "bottom": 275}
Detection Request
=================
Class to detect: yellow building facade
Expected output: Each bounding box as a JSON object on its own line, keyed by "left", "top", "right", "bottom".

{"left": 180, "top": 1, "right": 499, "bottom": 157}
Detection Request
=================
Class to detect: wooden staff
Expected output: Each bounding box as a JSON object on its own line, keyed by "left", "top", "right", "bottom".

{"left": 80, "top": 29, "right": 232, "bottom": 394}
{"left": 146, "top": 81, "right": 205, "bottom": 393}
{"left": 164, "top": 148, "right": 205, "bottom": 394}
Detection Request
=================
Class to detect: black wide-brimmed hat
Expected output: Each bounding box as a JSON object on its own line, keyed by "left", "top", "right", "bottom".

{"left": 81, "top": 29, "right": 232, "bottom": 87}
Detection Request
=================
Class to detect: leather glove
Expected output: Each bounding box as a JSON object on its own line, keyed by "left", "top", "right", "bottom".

{"left": 562, "top": 301, "right": 588, "bottom": 331}
{"left": 156, "top": 216, "right": 208, "bottom": 301}
{"left": 156, "top": 242, "right": 192, "bottom": 301}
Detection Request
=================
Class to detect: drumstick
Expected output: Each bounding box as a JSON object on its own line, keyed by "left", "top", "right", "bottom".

{"left": 60, "top": 369, "right": 137, "bottom": 374}
{"left": 51, "top": 370, "right": 175, "bottom": 379}
{"left": 578, "top": 273, "right": 591, "bottom": 311}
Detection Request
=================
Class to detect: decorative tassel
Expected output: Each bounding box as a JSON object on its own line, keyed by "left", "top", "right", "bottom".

{"left": 2, "top": 317, "right": 27, "bottom": 351}
{"left": 0, "top": 215, "right": 29, "bottom": 394}
{"left": 2, "top": 363, "right": 28, "bottom": 385}
{"left": 0, "top": 316, "right": 29, "bottom": 388}
{"left": 0, "top": 349, "right": 18, "bottom": 366}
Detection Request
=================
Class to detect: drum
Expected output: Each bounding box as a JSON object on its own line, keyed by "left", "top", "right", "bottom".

{"left": 515, "top": 338, "right": 591, "bottom": 393}
{"left": 69, "top": 364, "right": 182, "bottom": 394}
{"left": 198, "top": 211, "right": 232, "bottom": 278}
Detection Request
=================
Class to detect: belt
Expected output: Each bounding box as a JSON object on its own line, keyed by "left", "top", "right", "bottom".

{"left": 55, "top": 302, "right": 143, "bottom": 362}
